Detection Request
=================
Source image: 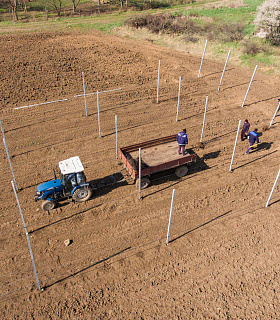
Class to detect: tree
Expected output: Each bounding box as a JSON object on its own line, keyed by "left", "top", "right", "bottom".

{"left": 71, "top": 0, "right": 81, "bottom": 13}
{"left": 9, "top": 0, "right": 18, "bottom": 21}
{"left": 47, "top": 0, "right": 63, "bottom": 16}
{"left": 254, "top": 0, "right": 280, "bottom": 44}
{"left": 19, "top": 0, "right": 28, "bottom": 12}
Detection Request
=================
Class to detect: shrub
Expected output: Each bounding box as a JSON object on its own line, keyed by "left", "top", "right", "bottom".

{"left": 242, "top": 40, "right": 262, "bottom": 55}
{"left": 150, "top": 1, "right": 170, "bottom": 9}
{"left": 222, "top": 22, "right": 244, "bottom": 42}
{"left": 183, "top": 34, "right": 199, "bottom": 42}
{"left": 202, "top": 22, "right": 245, "bottom": 42}
{"left": 125, "top": 14, "right": 244, "bottom": 43}
{"left": 126, "top": 15, "right": 149, "bottom": 28}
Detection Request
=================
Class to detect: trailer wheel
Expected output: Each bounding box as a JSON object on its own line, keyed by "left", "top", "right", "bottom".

{"left": 175, "top": 166, "right": 188, "bottom": 177}
{"left": 136, "top": 177, "right": 150, "bottom": 189}
{"left": 42, "top": 200, "right": 56, "bottom": 211}
{"left": 72, "top": 186, "right": 92, "bottom": 202}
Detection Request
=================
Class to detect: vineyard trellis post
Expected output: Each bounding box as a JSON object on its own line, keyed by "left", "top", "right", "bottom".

{"left": 166, "top": 189, "right": 175, "bottom": 245}
{"left": 157, "top": 60, "right": 160, "bottom": 103}
{"left": 74, "top": 88, "right": 122, "bottom": 137}
{"left": 1, "top": 118, "right": 18, "bottom": 190}
{"left": 3, "top": 138, "right": 18, "bottom": 191}
{"left": 11, "top": 181, "right": 41, "bottom": 291}
{"left": 138, "top": 148, "right": 141, "bottom": 200}
{"left": 115, "top": 115, "right": 118, "bottom": 165}
{"left": 82, "top": 72, "right": 88, "bottom": 116}
{"left": 176, "top": 77, "right": 182, "bottom": 122}
{"left": 242, "top": 65, "right": 258, "bottom": 108}
{"left": 265, "top": 166, "right": 280, "bottom": 207}
{"left": 269, "top": 99, "right": 280, "bottom": 128}
{"left": 200, "top": 96, "right": 208, "bottom": 142}
{"left": 0, "top": 117, "right": 5, "bottom": 138}
{"left": 97, "top": 91, "right": 101, "bottom": 137}
{"left": 198, "top": 39, "right": 208, "bottom": 78}
{"left": 218, "top": 50, "right": 231, "bottom": 91}
{"left": 229, "top": 120, "right": 241, "bottom": 172}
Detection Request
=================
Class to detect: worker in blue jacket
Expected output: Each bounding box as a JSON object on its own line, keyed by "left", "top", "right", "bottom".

{"left": 245, "top": 128, "right": 259, "bottom": 154}
{"left": 177, "top": 129, "right": 188, "bottom": 155}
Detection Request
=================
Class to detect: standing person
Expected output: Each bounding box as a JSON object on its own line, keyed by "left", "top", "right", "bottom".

{"left": 241, "top": 119, "right": 250, "bottom": 141}
{"left": 177, "top": 129, "right": 188, "bottom": 155}
{"left": 245, "top": 128, "right": 259, "bottom": 154}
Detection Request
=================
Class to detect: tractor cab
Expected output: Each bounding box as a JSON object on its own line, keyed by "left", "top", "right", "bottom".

{"left": 60, "top": 172, "right": 87, "bottom": 196}
{"left": 35, "top": 156, "right": 92, "bottom": 211}
{"left": 59, "top": 157, "right": 87, "bottom": 196}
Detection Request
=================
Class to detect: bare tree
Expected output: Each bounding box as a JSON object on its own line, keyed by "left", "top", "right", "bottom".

{"left": 72, "top": 0, "right": 81, "bottom": 13}
{"left": 9, "top": 0, "right": 18, "bottom": 21}
{"left": 38, "top": 0, "right": 49, "bottom": 19}
{"left": 19, "top": 0, "right": 27, "bottom": 12}
{"left": 254, "top": 0, "right": 280, "bottom": 44}
{"left": 48, "top": 0, "right": 63, "bottom": 16}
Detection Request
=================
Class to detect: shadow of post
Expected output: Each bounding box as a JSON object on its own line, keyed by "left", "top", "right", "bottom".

{"left": 43, "top": 247, "right": 131, "bottom": 290}
{"left": 169, "top": 210, "right": 232, "bottom": 244}
{"left": 142, "top": 155, "right": 210, "bottom": 199}
{"left": 232, "top": 146, "right": 276, "bottom": 172}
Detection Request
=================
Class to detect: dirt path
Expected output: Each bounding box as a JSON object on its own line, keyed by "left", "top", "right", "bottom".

{"left": 0, "top": 30, "right": 280, "bottom": 319}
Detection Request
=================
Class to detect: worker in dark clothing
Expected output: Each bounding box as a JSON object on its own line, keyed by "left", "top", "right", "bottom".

{"left": 245, "top": 128, "right": 259, "bottom": 154}
{"left": 241, "top": 119, "right": 250, "bottom": 141}
{"left": 177, "top": 129, "right": 188, "bottom": 155}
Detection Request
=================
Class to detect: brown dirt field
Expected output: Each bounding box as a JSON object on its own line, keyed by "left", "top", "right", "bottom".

{"left": 0, "top": 30, "right": 280, "bottom": 319}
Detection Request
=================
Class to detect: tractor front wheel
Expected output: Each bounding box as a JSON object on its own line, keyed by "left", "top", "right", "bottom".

{"left": 72, "top": 186, "right": 92, "bottom": 203}
{"left": 42, "top": 200, "right": 56, "bottom": 211}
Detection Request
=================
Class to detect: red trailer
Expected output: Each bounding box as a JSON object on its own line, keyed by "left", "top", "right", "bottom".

{"left": 119, "top": 134, "right": 197, "bottom": 189}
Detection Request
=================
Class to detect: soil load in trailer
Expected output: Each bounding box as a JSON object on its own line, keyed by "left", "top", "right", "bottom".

{"left": 119, "top": 134, "right": 197, "bottom": 188}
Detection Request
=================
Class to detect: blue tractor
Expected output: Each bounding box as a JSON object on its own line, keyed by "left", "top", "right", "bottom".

{"left": 35, "top": 156, "right": 92, "bottom": 211}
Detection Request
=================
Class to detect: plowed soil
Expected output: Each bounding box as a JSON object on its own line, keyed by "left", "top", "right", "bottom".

{"left": 0, "top": 30, "right": 280, "bottom": 319}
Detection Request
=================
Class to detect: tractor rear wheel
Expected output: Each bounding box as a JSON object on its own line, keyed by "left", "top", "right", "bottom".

{"left": 72, "top": 186, "right": 92, "bottom": 202}
{"left": 42, "top": 200, "right": 56, "bottom": 211}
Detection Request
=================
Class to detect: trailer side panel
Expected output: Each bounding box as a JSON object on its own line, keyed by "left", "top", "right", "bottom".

{"left": 119, "top": 134, "right": 197, "bottom": 180}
